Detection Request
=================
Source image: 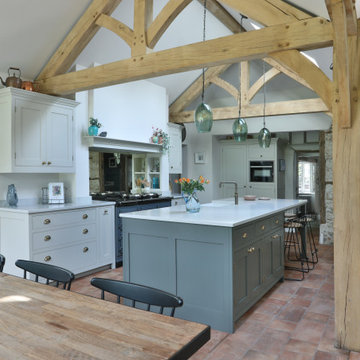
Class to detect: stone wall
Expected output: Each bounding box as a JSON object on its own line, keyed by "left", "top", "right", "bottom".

{"left": 89, "top": 151, "right": 101, "bottom": 194}
{"left": 320, "top": 131, "right": 334, "bottom": 244}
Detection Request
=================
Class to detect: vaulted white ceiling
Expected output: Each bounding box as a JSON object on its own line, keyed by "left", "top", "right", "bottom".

{"left": 0, "top": 0, "right": 356, "bottom": 103}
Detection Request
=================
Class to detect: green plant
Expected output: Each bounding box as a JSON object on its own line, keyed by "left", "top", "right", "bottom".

{"left": 175, "top": 176, "right": 210, "bottom": 195}
{"left": 89, "top": 117, "right": 102, "bottom": 128}
{"left": 150, "top": 127, "right": 170, "bottom": 153}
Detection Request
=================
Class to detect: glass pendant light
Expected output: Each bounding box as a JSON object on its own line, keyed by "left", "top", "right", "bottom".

{"left": 258, "top": 61, "right": 271, "bottom": 148}
{"left": 194, "top": 0, "right": 213, "bottom": 133}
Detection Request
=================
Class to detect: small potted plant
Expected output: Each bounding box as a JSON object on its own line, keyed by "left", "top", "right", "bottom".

{"left": 88, "top": 117, "right": 102, "bottom": 136}
{"left": 150, "top": 127, "right": 170, "bottom": 154}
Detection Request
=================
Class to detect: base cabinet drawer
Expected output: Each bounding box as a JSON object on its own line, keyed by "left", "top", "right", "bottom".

{"left": 32, "top": 223, "right": 97, "bottom": 252}
{"left": 32, "top": 241, "right": 97, "bottom": 273}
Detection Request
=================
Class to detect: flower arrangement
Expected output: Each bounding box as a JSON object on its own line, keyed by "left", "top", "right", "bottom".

{"left": 150, "top": 127, "right": 170, "bottom": 153}
{"left": 89, "top": 117, "right": 102, "bottom": 128}
{"left": 175, "top": 176, "right": 210, "bottom": 195}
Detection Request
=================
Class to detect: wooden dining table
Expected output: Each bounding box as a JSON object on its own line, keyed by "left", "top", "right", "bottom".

{"left": 0, "top": 273, "right": 210, "bottom": 359}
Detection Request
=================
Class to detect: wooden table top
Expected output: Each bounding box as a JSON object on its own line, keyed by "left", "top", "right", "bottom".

{"left": 0, "top": 273, "right": 210, "bottom": 359}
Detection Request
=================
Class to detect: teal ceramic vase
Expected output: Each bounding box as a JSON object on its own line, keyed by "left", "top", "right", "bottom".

{"left": 88, "top": 125, "right": 99, "bottom": 136}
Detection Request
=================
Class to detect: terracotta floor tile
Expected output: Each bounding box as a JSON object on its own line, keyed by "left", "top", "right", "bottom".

{"left": 252, "top": 328, "right": 290, "bottom": 355}
{"left": 235, "top": 319, "right": 268, "bottom": 335}
{"left": 242, "top": 349, "right": 278, "bottom": 360}
{"left": 283, "top": 338, "right": 318, "bottom": 355}
{"left": 308, "top": 298, "right": 334, "bottom": 316}
{"left": 314, "top": 350, "right": 337, "bottom": 360}
{"left": 318, "top": 336, "right": 349, "bottom": 357}
{"left": 277, "top": 303, "right": 307, "bottom": 323}
{"left": 350, "top": 351, "right": 360, "bottom": 359}
{"left": 279, "top": 350, "right": 315, "bottom": 360}
{"left": 303, "top": 311, "right": 329, "bottom": 323}
{"left": 292, "top": 319, "right": 326, "bottom": 344}
{"left": 267, "top": 318, "right": 298, "bottom": 333}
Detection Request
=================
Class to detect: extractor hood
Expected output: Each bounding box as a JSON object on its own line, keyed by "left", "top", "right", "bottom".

{"left": 84, "top": 136, "right": 162, "bottom": 154}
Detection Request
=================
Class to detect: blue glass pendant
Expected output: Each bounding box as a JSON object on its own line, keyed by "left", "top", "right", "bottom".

{"left": 232, "top": 117, "right": 248, "bottom": 142}
{"left": 194, "top": 103, "right": 213, "bottom": 133}
{"left": 258, "top": 128, "right": 271, "bottom": 148}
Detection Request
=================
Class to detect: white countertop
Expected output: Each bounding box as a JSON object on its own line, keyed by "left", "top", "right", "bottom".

{"left": 120, "top": 198, "right": 307, "bottom": 227}
{"left": 0, "top": 199, "right": 115, "bottom": 214}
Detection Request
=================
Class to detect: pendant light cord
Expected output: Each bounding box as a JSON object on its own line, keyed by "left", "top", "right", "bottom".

{"left": 201, "top": 0, "right": 207, "bottom": 103}
{"left": 262, "top": 60, "right": 266, "bottom": 128}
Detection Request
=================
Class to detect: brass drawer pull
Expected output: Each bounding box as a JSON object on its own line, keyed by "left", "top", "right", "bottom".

{"left": 44, "top": 235, "right": 51, "bottom": 241}
{"left": 82, "top": 229, "right": 88, "bottom": 234}
{"left": 82, "top": 214, "right": 88, "bottom": 219}
{"left": 41, "top": 161, "right": 46, "bottom": 165}
{"left": 83, "top": 247, "right": 89, "bottom": 253}
{"left": 261, "top": 225, "right": 265, "bottom": 231}
{"left": 104, "top": 210, "right": 109, "bottom": 215}
{"left": 272, "top": 234, "right": 280, "bottom": 239}
{"left": 242, "top": 232, "right": 247, "bottom": 239}
{"left": 275, "top": 219, "right": 279, "bottom": 224}
{"left": 47, "top": 161, "right": 52, "bottom": 165}
{"left": 43, "top": 219, "right": 51, "bottom": 225}
{"left": 44, "top": 255, "right": 51, "bottom": 262}
{"left": 247, "top": 247, "right": 255, "bottom": 254}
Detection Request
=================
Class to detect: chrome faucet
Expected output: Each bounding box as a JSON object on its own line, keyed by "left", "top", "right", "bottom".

{"left": 219, "top": 181, "right": 239, "bottom": 205}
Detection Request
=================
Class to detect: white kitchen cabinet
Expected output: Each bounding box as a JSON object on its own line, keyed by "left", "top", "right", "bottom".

{"left": 132, "top": 154, "right": 161, "bottom": 192}
{"left": 0, "top": 87, "right": 77, "bottom": 173}
{"left": 0, "top": 204, "right": 115, "bottom": 277}
{"left": 220, "top": 139, "right": 281, "bottom": 198}
{"left": 168, "top": 124, "right": 182, "bottom": 174}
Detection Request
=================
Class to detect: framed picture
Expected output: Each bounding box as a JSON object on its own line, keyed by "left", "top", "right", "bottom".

{"left": 108, "top": 157, "right": 117, "bottom": 168}
{"left": 194, "top": 152, "right": 206, "bottom": 164}
{"left": 48, "top": 182, "right": 65, "bottom": 204}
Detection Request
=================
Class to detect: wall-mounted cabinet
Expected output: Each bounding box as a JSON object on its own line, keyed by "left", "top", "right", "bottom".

{"left": 0, "top": 88, "right": 78, "bottom": 173}
{"left": 220, "top": 139, "right": 284, "bottom": 199}
{"left": 132, "top": 154, "right": 161, "bottom": 192}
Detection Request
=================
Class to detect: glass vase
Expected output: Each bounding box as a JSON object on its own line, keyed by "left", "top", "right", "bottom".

{"left": 6, "top": 184, "right": 18, "bottom": 206}
{"left": 183, "top": 192, "right": 200, "bottom": 213}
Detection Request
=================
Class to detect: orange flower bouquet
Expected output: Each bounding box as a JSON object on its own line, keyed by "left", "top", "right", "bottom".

{"left": 175, "top": 176, "right": 210, "bottom": 195}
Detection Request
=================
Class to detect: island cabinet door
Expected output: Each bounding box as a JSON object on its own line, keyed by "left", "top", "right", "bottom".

{"left": 233, "top": 239, "right": 262, "bottom": 320}
{"left": 261, "top": 230, "right": 284, "bottom": 284}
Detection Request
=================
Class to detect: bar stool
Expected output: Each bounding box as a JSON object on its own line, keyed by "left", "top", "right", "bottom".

{"left": 298, "top": 214, "right": 318, "bottom": 269}
{"left": 284, "top": 218, "right": 309, "bottom": 281}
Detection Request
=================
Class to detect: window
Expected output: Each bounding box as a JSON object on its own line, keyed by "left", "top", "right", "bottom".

{"left": 298, "top": 160, "right": 316, "bottom": 194}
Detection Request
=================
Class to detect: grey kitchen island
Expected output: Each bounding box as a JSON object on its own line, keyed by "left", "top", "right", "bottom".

{"left": 121, "top": 198, "right": 306, "bottom": 332}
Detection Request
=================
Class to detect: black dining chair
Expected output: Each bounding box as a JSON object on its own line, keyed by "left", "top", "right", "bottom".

{"left": 0, "top": 254, "right": 5, "bottom": 272}
{"left": 91, "top": 278, "right": 183, "bottom": 317}
{"left": 15, "top": 259, "right": 75, "bottom": 290}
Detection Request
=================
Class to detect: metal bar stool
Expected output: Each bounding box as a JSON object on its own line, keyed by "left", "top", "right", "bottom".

{"left": 284, "top": 218, "right": 309, "bottom": 281}
{"left": 298, "top": 214, "right": 319, "bottom": 268}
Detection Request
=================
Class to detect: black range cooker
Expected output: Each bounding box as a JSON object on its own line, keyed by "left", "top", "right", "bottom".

{"left": 91, "top": 192, "right": 172, "bottom": 266}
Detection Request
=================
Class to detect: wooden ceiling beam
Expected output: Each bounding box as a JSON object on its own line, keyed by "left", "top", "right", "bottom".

{"left": 197, "top": 0, "right": 243, "bottom": 33}
{"left": 326, "top": 0, "right": 352, "bottom": 128}
{"left": 132, "top": 0, "right": 153, "bottom": 56}
{"left": 217, "top": 0, "right": 311, "bottom": 27}
{"left": 169, "top": 65, "right": 231, "bottom": 113}
{"left": 169, "top": 98, "right": 329, "bottom": 123}
{"left": 34, "top": 18, "right": 332, "bottom": 96}
{"left": 95, "top": 14, "right": 134, "bottom": 47}
{"left": 210, "top": 76, "right": 239, "bottom": 100}
{"left": 247, "top": 67, "right": 281, "bottom": 102}
{"left": 147, "top": 0, "right": 192, "bottom": 49}
{"left": 36, "top": 0, "right": 122, "bottom": 80}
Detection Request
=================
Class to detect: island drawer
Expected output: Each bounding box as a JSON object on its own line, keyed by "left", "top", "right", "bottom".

{"left": 270, "top": 214, "right": 283, "bottom": 229}
{"left": 32, "top": 223, "right": 97, "bottom": 252}
{"left": 233, "top": 225, "right": 255, "bottom": 250}
{"left": 255, "top": 217, "right": 276, "bottom": 236}
{"left": 31, "top": 208, "right": 96, "bottom": 230}
{"left": 32, "top": 240, "right": 97, "bottom": 273}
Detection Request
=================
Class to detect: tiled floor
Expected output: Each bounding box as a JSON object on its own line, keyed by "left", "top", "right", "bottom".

{"left": 71, "top": 241, "right": 360, "bottom": 360}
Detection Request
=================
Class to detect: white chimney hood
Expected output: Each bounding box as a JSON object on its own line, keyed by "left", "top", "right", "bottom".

{"left": 84, "top": 136, "right": 162, "bottom": 154}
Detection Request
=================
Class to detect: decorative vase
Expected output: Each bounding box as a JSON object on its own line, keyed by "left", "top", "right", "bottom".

{"left": 183, "top": 192, "right": 200, "bottom": 213}
{"left": 152, "top": 135, "right": 158, "bottom": 144}
{"left": 6, "top": 184, "right": 18, "bottom": 206}
{"left": 88, "top": 125, "right": 99, "bottom": 136}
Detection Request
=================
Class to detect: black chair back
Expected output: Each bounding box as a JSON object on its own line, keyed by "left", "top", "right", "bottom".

{"left": 15, "top": 259, "right": 74, "bottom": 290}
{"left": 91, "top": 278, "right": 183, "bottom": 317}
{"left": 0, "top": 254, "right": 5, "bottom": 272}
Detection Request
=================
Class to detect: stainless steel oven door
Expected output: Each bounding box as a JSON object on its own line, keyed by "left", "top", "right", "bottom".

{"left": 250, "top": 161, "right": 274, "bottom": 182}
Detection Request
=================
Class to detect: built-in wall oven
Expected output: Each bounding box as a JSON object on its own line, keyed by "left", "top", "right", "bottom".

{"left": 250, "top": 161, "right": 274, "bottom": 182}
